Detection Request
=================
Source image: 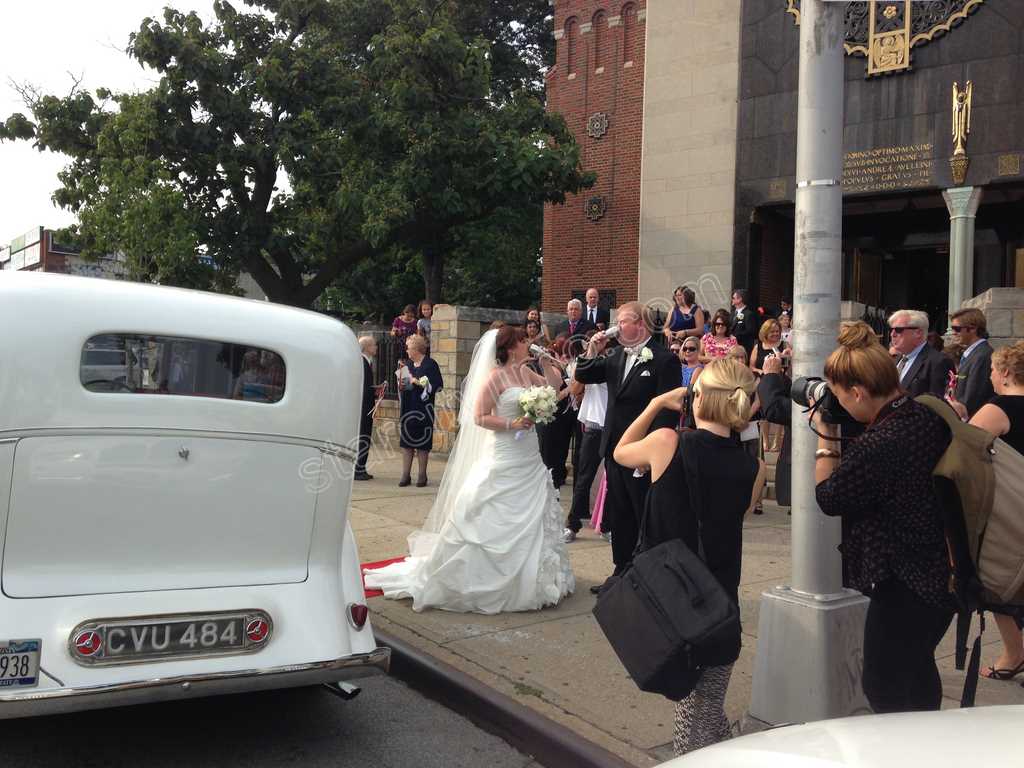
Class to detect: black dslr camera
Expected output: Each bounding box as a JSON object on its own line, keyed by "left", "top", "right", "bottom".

{"left": 790, "top": 377, "right": 855, "bottom": 426}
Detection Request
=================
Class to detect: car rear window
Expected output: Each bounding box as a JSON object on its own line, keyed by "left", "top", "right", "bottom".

{"left": 81, "top": 334, "right": 286, "bottom": 403}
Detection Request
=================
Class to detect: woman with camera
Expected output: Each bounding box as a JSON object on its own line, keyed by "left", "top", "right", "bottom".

{"left": 814, "top": 322, "right": 954, "bottom": 713}
{"left": 613, "top": 357, "right": 765, "bottom": 755}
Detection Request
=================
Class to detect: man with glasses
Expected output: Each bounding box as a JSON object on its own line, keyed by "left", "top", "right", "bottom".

{"left": 888, "top": 309, "right": 953, "bottom": 399}
{"left": 948, "top": 307, "right": 994, "bottom": 419}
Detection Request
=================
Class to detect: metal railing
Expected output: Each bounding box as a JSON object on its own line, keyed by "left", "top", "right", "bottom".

{"left": 369, "top": 331, "right": 404, "bottom": 400}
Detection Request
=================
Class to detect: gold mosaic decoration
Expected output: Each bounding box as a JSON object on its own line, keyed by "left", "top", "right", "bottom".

{"left": 785, "top": 0, "right": 985, "bottom": 77}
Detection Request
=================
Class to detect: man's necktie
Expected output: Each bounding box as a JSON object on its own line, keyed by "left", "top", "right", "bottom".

{"left": 589, "top": 308, "right": 595, "bottom": 324}
{"left": 897, "top": 355, "right": 909, "bottom": 377}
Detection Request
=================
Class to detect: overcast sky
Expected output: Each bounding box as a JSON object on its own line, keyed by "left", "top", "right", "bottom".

{"left": 0, "top": 1, "right": 214, "bottom": 244}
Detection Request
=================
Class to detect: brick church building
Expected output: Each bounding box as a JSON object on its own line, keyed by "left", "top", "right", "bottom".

{"left": 542, "top": 0, "right": 647, "bottom": 313}
{"left": 542, "top": 0, "right": 1024, "bottom": 330}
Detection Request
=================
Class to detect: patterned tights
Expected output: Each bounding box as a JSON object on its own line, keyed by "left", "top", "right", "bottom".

{"left": 672, "top": 664, "right": 734, "bottom": 756}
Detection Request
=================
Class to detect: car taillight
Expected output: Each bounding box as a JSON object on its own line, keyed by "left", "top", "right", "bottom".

{"left": 348, "top": 603, "right": 369, "bottom": 630}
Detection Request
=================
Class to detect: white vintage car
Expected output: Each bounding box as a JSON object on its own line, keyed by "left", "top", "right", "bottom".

{"left": 0, "top": 272, "right": 388, "bottom": 717}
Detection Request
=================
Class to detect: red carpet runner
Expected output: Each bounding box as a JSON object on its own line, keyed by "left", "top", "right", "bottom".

{"left": 360, "top": 557, "right": 407, "bottom": 598}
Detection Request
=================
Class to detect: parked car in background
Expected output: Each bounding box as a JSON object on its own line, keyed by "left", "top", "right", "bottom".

{"left": 79, "top": 345, "right": 131, "bottom": 390}
{"left": 0, "top": 272, "right": 388, "bottom": 718}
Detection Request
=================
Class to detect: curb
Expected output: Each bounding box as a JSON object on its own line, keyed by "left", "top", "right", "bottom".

{"left": 374, "top": 628, "right": 637, "bottom": 768}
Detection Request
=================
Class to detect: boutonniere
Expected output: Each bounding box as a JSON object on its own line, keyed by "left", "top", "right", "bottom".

{"left": 639, "top": 347, "right": 654, "bottom": 363}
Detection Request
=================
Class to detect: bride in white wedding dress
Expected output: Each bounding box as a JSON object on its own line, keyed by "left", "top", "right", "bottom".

{"left": 364, "top": 325, "right": 575, "bottom": 614}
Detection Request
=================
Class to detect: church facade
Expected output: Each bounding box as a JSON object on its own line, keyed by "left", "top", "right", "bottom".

{"left": 543, "top": 0, "right": 1024, "bottom": 329}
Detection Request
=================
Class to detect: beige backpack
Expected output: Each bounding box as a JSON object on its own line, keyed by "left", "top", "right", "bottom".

{"left": 917, "top": 395, "right": 1024, "bottom": 705}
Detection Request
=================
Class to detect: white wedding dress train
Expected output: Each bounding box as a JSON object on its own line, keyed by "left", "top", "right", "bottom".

{"left": 364, "top": 387, "right": 574, "bottom": 614}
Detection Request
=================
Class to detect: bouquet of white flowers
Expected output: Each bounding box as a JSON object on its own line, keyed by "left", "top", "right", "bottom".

{"left": 516, "top": 385, "right": 558, "bottom": 439}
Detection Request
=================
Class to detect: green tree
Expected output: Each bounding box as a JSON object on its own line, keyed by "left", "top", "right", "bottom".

{"left": 2, "top": 0, "right": 590, "bottom": 308}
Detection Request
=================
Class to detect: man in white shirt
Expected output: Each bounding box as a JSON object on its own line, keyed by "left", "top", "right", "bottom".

{"left": 888, "top": 309, "right": 952, "bottom": 399}
{"left": 563, "top": 362, "right": 607, "bottom": 543}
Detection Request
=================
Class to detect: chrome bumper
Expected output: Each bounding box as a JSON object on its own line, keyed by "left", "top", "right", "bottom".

{"left": 0, "top": 647, "right": 390, "bottom": 719}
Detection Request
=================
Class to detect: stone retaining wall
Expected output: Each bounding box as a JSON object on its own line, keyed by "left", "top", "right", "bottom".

{"left": 961, "top": 288, "right": 1024, "bottom": 348}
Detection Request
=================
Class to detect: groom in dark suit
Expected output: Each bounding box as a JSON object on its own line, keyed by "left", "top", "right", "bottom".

{"left": 574, "top": 302, "right": 680, "bottom": 592}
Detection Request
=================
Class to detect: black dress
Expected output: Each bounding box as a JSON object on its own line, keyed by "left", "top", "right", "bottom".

{"left": 399, "top": 357, "right": 443, "bottom": 451}
{"left": 641, "top": 429, "right": 758, "bottom": 605}
{"left": 989, "top": 394, "right": 1024, "bottom": 455}
{"left": 753, "top": 340, "right": 788, "bottom": 372}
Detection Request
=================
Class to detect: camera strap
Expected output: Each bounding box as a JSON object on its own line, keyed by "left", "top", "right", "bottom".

{"left": 802, "top": 399, "right": 846, "bottom": 443}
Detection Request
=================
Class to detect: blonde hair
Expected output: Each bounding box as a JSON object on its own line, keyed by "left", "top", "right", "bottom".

{"left": 726, "top": 345, "right": 748, "bottom": 363}
{"left": 824, "top": 321, "right": 899, "bottom": 397}
{"left": 992, "top": 341, "right": 1024, "bottom": 386}
{"left": 406, "top": 334, "right": 428, "bottom": 354}
{"left": 693, "top": 357, "right": 755, "bottom": 432}
{"left": 758, "top": 318, "right": 781, "bottom": 344}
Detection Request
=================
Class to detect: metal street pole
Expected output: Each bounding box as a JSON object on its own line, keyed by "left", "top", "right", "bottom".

{"left": 748, "top": 0, "right": 870, "bottom": 726}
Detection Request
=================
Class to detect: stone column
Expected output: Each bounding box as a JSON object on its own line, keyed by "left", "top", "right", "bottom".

{"left": 942, "top": 186, "right": 983, "bottom": 325}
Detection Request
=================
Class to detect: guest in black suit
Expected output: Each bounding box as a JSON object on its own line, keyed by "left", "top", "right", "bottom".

{"left": 574, "top": 301, "right": 681, "bottom": 591}
{"left": 888, "top": 310, "right": 954, "bottom": 399}
{"left": 729, "top": 288, "right": 758, "bottom": 355}
{"left": 948, "top": 307, "right": 995, "bottom": 420}
{"left": 584, "top": 287, "right": 611, "bottom": 330}
{"left": 355, "top": 336, "right": 381, "bottom": 481}
{"left": 537, "top": 335, "right": 577, "bottom": 489}
{"left": 566, "top": 298, "right": 596, "bottom": 339}
{"left": 772, "top": 297, "right": 793, "bottom": 321}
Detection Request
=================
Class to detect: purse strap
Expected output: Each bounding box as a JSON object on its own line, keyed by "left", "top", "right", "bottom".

{"left": 634, "top": 429, "right": 708, "bottom": 560}
{"left": 679, "top": 432, "right": 708, "bottom": 562}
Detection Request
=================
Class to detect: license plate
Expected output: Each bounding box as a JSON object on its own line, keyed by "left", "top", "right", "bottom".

{"left": 0, "top": 640, "right": 41, "bottom": 689}
{"left": 69, "top": 611, "right": 272, "bottom": 666}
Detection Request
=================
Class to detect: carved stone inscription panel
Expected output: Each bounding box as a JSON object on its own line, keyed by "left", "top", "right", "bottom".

{"left": 843, "top": 143, "right": 934, "bottom": 193}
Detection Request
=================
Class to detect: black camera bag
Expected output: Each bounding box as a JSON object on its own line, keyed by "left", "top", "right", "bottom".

{"left": 592, "top": 448, "right": 741, "bottom": 700}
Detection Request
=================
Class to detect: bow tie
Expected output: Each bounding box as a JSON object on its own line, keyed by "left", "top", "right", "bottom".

{"left": 624, "top": 342, "right": 647, "bottom": 357}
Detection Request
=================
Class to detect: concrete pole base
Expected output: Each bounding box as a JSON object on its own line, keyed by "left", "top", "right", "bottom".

{"left": 748, "top": 585, "right": 872, "bottom": 726}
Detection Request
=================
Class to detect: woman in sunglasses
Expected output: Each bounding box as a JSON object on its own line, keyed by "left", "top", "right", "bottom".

{"left": 700, "top": 308, "right": 738, "bottom": 364}
{"left": 678, "top": 340, "right": 704, "bottom": 428}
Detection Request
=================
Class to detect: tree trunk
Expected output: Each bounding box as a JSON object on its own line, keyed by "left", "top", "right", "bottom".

{"left": 424, "top": 248, "right": 444, "bottom": 304}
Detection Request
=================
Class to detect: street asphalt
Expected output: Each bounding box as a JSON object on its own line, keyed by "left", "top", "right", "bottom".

{"left": 0, "top": 677, "right": 537, "bottom": 768}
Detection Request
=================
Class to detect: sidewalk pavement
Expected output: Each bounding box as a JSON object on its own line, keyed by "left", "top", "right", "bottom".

{"left": 351, "top": 453, "right": 1024, "bottom": 766}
